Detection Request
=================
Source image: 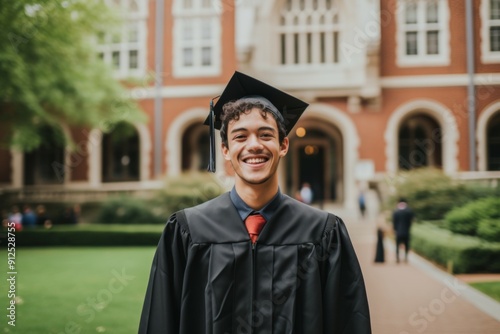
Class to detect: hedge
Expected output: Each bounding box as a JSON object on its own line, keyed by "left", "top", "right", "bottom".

{"left": 95, "top": 173, "right": 225, "bottom": 224}
{"left": 477, "top": 219, "right": 500, "bottom": 242}
{"left": 5, "top": 225, "right": 164, "bottom": 247}
{"left": 444, "top": 197, "right": 500, "bottom": 236}
{"left": 387, "top": 168, "right": 500, "bottom": 221}
{"left": 411, "top": 223, "right": 500, "bottom": 274}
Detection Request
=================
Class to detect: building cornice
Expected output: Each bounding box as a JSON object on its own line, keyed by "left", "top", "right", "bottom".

{"left": 381, "top": 73, "right": 500, "bottom": 88}
{"left": 129, "top": 84, "right": 226, "bottom": 100}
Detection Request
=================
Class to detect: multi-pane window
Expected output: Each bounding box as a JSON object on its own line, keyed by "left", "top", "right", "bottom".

{"left": 481, "top": 0, "right": 500, "bottom": 62}
{"left": 278, "top": 0, "right": 341, "bottom": 66}
{"left": 489, "top": 0, "right": 500, "bottom": 52}
{"left": 173, "top": 0, "right": 220, "bottom": 77}
{"left": 96, "top": 0, "right": 147, "bottom": 77}
{"left": 403, "top": 0, "right": 439, "bottom": 55}
{"left": 398, "top": 0, "right": 449, "bottom": 66}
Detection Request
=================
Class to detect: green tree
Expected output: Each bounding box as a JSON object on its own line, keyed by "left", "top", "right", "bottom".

{"left": 0, "top": 0, "right": 145, "bottom": 151}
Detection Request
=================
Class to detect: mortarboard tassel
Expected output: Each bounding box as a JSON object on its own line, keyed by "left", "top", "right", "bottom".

{"left": 207, "top": 99, "right": 216, "bottom": 172}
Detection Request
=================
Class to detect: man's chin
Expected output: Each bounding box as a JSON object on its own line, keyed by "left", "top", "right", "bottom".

{"left": 238, "top": 172, "right": 272, "bottom": 186}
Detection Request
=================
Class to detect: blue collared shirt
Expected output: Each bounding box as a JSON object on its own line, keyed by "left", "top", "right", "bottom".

{"left": 229, "top": 187, "right": 282, "bottom": 222}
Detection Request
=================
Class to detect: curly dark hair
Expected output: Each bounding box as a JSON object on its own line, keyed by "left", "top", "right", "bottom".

{"left": 220, "top": 100, "right": 287, "bottom": 147}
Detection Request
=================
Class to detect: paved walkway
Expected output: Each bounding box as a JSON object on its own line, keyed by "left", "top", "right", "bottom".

{"left": 322, "top": 204, "right": 500, "bottom": 334}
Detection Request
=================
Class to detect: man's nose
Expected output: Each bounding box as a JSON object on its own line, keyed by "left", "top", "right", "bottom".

{"left": 247, "top": 134, "right": 263, "bottom": 151}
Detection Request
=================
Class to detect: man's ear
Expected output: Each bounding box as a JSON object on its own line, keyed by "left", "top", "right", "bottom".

{"left": 222, "top": 143, "right": 230, "bottom": 161}
{"left": 279, "top": 137, "right": 289, "bottom": 157}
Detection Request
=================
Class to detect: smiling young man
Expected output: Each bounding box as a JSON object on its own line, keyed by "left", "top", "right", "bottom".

{"left": 139, "top": 72, "right": 371, "bottom": 334}
{"left": 221, "top": 98, "right": 288, "bottom": 208}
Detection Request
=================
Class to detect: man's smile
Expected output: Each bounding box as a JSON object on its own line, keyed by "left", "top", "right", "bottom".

{"left": 243, "top": 156, "right": 269, "bottom": 164}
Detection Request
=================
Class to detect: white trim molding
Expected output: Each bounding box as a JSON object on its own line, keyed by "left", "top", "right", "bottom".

{"left": 303, "top": 103, "right": 360, "bottom": 211}
{"left": 385, "top": 99, "right": 459, "bottom": 175}
{"left": 136, "top": 123, "right": 152, "bottom": 181}
{"left": 129, "top": 84, "right": 225, "bottom": 100}
{"left": 10, "top": 149, "right": 23, "bottom": 188}
{"left": 477, "top": 100, "right": 500, "bottom": 171}
{"left": 381, "top": 73, "right": 500, "bottom": 88}
{"left": 87, "top": 128, "right": 103, "bottom": 187}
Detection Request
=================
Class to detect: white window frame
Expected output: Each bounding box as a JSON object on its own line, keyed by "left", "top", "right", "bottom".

{"left": 277, "top": 0, "right": 342, "bottom": 68}
{"left": 396, "top": 0, "right": 450, "bottom": 67}
{"left": 481, "top": 0, "right": 500, "bottom": 63}
{"left": 96, "top": 0, "right": 148, "bottom": 78}
{"left": 172, "top": 0, "right": 221, "bottom": 78}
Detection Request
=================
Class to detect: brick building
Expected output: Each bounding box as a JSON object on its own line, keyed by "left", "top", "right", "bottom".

{"left": 1, "top": 0, "right": 499, "bottom": 210}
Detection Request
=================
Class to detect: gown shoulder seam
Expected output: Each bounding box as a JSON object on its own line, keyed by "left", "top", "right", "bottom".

{"left": 175, "top": 210, "right": 191, "bottom": 236}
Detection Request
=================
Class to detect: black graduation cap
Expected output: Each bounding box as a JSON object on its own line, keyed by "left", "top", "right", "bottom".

{"left": 205, "top": 71, "right": 309, "bottom": 172}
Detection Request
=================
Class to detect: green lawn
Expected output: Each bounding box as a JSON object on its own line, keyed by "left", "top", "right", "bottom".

{"left": 1, "top": 247, "right": 156, "bottom": 333}
{"left": 470, "top": 281, "right": 500, "bottom": 302}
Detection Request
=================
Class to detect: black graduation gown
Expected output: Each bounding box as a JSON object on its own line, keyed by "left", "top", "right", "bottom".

{"left": 139, "top": 193, "right": 371, "bottom": 334}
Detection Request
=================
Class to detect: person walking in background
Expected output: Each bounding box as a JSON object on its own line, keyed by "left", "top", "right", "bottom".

{"left": 358, "top": 190, "right": 366, "bottom": 219}
{"left": 299, "top": 182, "right": 313, "bottom": 205}
{"left": 393, "top": 198, "right": 414, "bottom": 263}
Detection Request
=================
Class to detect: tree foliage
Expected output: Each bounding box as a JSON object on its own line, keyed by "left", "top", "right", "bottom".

{"left": 0, "top": 0, "right": 145, "bottom": 151}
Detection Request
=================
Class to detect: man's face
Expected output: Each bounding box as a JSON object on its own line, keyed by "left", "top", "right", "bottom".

{"left": 222, "top": 108, "right": 289, "bottom": 187}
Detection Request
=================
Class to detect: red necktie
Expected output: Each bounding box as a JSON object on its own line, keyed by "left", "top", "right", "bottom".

{"left": 245, "top": 213, "right": 266, "bottom": 244}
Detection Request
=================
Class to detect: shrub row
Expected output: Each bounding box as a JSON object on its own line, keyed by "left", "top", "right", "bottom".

{"left": 96, "top": 196, "right": 166, "bottom": 224}
{"left": 478, "top": 219, "right": 500, "bottom": 242}
{"left": 95, "top": 173, "right": 225, "bottom": 224}
{"left": 444, "top": 197, "right": 500, "bottom": 239}
{"left": 411, "top": 224, "right": 500, "bottom": 274}
{"left": 8, "top": 225, "right": 164, "bottom": 247}
{"left": 387, "top": 168, "right": 500, "bottom": 221}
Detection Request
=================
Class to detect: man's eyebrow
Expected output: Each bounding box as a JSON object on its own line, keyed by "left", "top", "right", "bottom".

{"left": 230, "top": 127, "right": 247, "bottom": 134}
{"left": 230, "top": 126, "right": 276, "bottom": 134}
{"left": 259, "top": 126, "right": 276, "bottom": 132}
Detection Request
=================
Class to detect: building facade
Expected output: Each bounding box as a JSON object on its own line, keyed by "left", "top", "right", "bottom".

{"left": 1, "top": 0, "right": 499, "bottom": 210}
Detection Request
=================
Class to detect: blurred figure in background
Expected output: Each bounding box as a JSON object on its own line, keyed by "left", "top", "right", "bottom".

{"left": 299, "top": 182, "right": 313, "bottom": 205}
{"left": 393, "top": 198, "right": 414, "bottom": 263}
{"left": 36, "top": 205, "right": 52, "bottom": 228}
{"left": 374, "top": 227, "right": 385, "bottom": 263}
{"left": 22, "top": 205, "right": 37, "bottom": 228}
{"left": 358, "top": 190, "right": 366, "bottom": 219}
{"left": 374, "top": 212, "right": 388, "bottom": 264}
{"left": 62, "top": 204, "right": 80, "bottom": 224}
{"left": 8, "top": 206, "right": 23, "bottom": 231}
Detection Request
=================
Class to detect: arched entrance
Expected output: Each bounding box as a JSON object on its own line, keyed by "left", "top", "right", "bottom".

{"left": 181, "top": 123, "right": 210, "bottom": 172}
{"left": 398, "top": 114, "right": 442, "bottom": 170}
{"left": 102, "top": 122, "right": 140, "bottom": 182}
{"left": 385, "top": 99, "right": 458, "bottom": 174}
{"left": 287, "top": 121, "right": 343, "bottom": 203}
{"left": 23, "top": 125, "right": 66, "bottom": 185}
